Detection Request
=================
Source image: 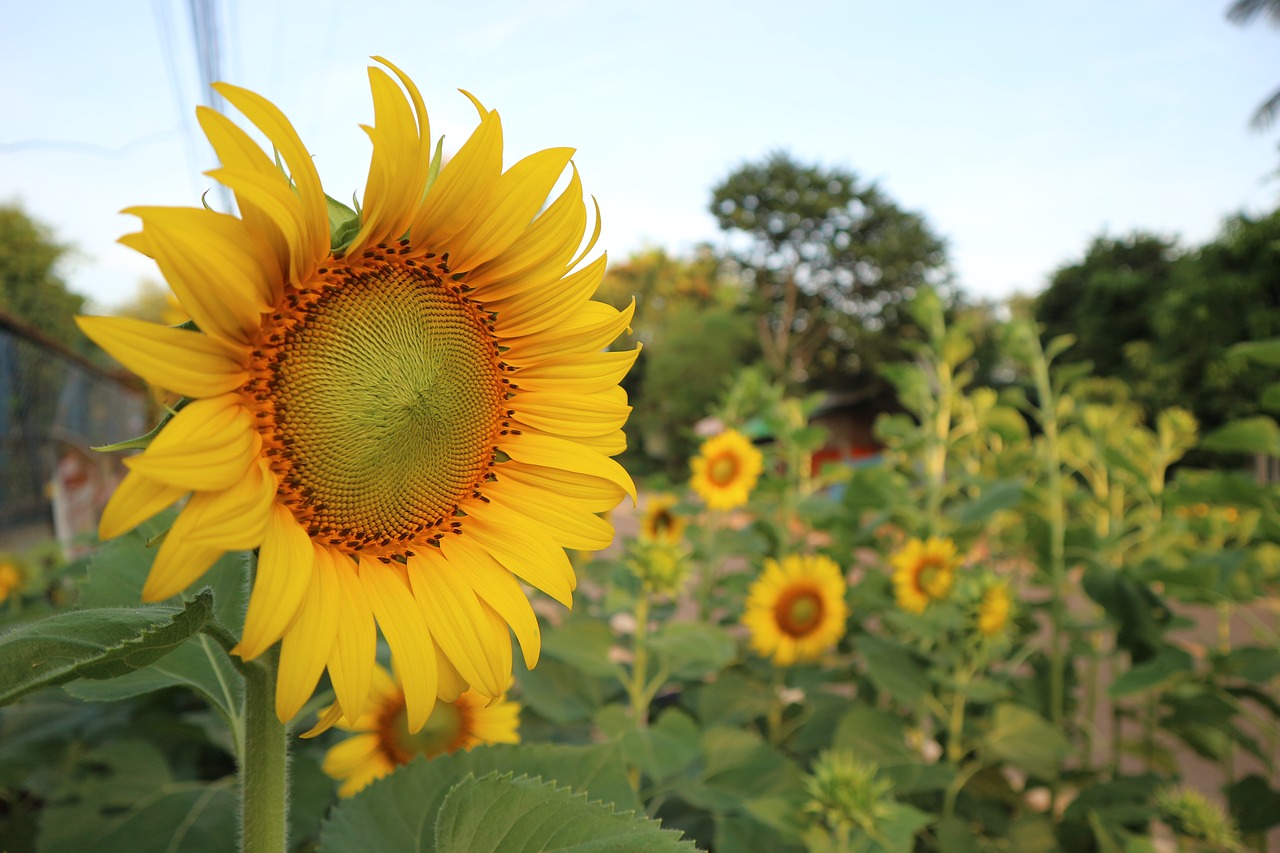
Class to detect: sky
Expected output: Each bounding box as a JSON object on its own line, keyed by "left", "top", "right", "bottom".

{"left": 1, "top": 0, "right": 1277, "bottom": 311}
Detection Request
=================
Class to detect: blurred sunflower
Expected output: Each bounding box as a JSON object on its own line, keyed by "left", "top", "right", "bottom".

{"left": 0, "top": 562, "right": 21, "bottom": 604}
{"left": 77, "top": 58, "right": 636, "bottom": 732}
{"left": 976, "top": 581, "right": 1011, "bottom": 637}
{"left": 891, "top": 537, "right": 959, "bottom": 614}
{"left": 743, "top": 554, "right": 848, "bottom": 666}
{"left": 690, "top": 429, "right": 763, "bottom": 511}
{"left": 321, "top": 665, "right": 519, "bottom": 797}
{"left": 639, "top": 493, "right": 685, "bottom": 544}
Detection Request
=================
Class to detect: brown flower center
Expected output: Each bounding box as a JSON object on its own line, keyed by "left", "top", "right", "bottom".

{"left": 245, "top": 250, "right": 511, "bottom": 558}
{"left": 775, "top": 586, "right": 824, "bottom": 637}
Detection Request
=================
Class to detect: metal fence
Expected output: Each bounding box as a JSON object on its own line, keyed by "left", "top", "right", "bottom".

{"left": 0, "top": 311, "right": 146, "bottom": 545}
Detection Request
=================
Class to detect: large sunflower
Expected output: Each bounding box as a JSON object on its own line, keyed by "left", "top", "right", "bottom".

{"left": 322, "top": 664, "right": 520, "bottom": 797}
{"left": 890, "top": 537, "right": 959, "bottom": 614}
{"left": 76, "top": 58, "right": 636, "bottom": 733}
{"left": 690, "top": 429, "right": 763, "bottom": 511}
{"left": 742, "top": 554, "right": 848, "bottom": 666}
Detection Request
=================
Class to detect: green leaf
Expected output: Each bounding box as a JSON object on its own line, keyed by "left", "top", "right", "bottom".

{"left": 1227, "top": 338, "right": 1280, "bottom": 367}
{"left": 981, "top": 703, "right": 1070, "bottom": 779}
{"left": 541, "top": 615, "right": 619, "bottom": 679}
{"left": 1202, "top": 416, "right": 1280, "bottom": 457}
{"left": 0, "top": 591, "right": 213, "bottom": 705}
{"left": 36, "top": 740, "right": 236, "bottom": 853}
{"left": 1108, "top": 647, "right": 1193, "bottom": 698}
{"left": 1261, "top": 382, "right": 1280, "bottom": 413}
{"left": 514, "top": 654, "right": 609, "bottom": 724}
{"left": 692, "top": 670, "right": 778, "bottom": 726}
{"left": 318, "top": 742, "right": 638, "bottom": 853}
{"left": 947, "top": 480, "right": 1026, "bottom": 525}
{"left": 832, "top": 706, "right": 914, "bottom": 766}
{"left": 435, "top": 773, "right": 694, "bottom": 852}
{"left": 649, "top": 622, "right": 737, "bottom": 680}
{"left": 1218, "top": 646, "right": 1280, "bottom": 683}
{"left": 604, "top": 706, "right": 701, "bottom": 783}
{"left": 1226, "top": 774, "right": 1280, "bottom": 834}
{"left": 675, "top": 727, "right": 804, "bottom": 813}
{"left": 857, "top": 636, "right": 930, "bottom": 705}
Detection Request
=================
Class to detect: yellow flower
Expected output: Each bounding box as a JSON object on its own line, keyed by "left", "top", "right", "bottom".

{"left": 690, "top": 429, "right": 763, "bottom": 511}
{"left": 76, "top": 59, "right": 636, "bottom": 732}
{"left": 891, "top": 537, "right": 959, "bottom": 614}
{"left": 639, "top": 493, "right": 685, "bottom": 544}
{"left": 0, "top": 563, "right": 21, "bottom": 603}
{"left": 321, "top": 665, "right": 520, "bottom": 797}
{"left": 743, "top": 554, "right": 848, "bottom": 666}
{"left": 976, "top": 582, "right": 1011, "bottom": 637}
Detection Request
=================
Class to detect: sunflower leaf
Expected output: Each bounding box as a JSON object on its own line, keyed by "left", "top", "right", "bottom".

{"left": 317, "top": 742, "right": 639, "bottom": 853}
{"left": 0, "top": 590, "right": 213, "bottom": 706}
{"left": 434, "top": 773, "right": 694, "bottom": 852}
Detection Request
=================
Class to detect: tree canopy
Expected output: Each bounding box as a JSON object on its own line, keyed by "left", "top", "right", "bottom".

{"left": 709, "top": 152, "right": 949, "bottom": 391}
{"left": 0, "top": 203, "right": 85, "bottom": 347}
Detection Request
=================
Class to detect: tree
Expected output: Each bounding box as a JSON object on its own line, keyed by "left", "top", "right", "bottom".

{"left": 0, "top": 203, "right": 85, "bottom": 348}
{"left": 709, "top": 152, "right": 949, "bottom": 391}
{"left": 596, "top": 247, "right": 759, "bottom": 474}
{"left": 1035, "top": 233, "right": 1180, "bottom": 379}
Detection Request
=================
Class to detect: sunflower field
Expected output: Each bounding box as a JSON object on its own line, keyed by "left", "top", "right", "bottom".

{"left": 1, "top": 60, "right": 1279, "bottom": 853}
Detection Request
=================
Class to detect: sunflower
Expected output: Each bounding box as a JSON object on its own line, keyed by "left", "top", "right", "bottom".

{"left": 890, "top": 537, "right": 959, "bottom": 614}
{"left": 690, "top": 429, "right": 763, "bottom": 511}
{"left": 0, "top": 562, "right": 21, "bottom": 604}
{"left": 639, "top": 493, "right": 685, "bottom": 544}
{"left": 76, "top": 58, "right": 636, "bottom": 732}
{"left": 976, "top": 581, "right": 1011, "bottom": 637}
{"left": 743, "top": 554, "right": 848, "bottom": 666}
{"left": 321, "top": 664, "right": 519, "bottom": 797}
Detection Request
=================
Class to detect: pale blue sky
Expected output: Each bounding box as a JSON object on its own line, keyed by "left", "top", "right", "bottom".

{"left": 1, "top": 0, "right": 1276, "bottom": 309}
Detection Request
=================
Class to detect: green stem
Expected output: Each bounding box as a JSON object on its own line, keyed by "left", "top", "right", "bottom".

{"left": 697, "top": 513, "right": 719, "bottom": 622}
{"left": 766, "top": 666, "right": 786, "bottom": 745}
{"left": 627, "top": 592, "right": 651, "bottom": 794}
{"left": 240, "top": 645, "right": 288, "bottom": 853}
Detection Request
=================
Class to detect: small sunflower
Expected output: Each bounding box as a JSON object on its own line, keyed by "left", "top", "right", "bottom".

{"left": 976, "top": 581, "right": 1011, "bottom": 637}
{"left": 77, "top": 59, "right": 636, "bottom": 732}
{"left": 639, "top": 493, "right": 685, "bottom": 544}
{"left": 690, "top": 429, "right": 763, "bottom": 511}
{"left": 891, "top": 537, "right": 959, "bottom": 614}
{"left": 743, "top": 554, "right": 848, "bottom": 666}
{"left": 0, "top": 563, "right": 21, "bottom": 604}
{"left": 321, "top": 665, "right": 520, "bottom": 797}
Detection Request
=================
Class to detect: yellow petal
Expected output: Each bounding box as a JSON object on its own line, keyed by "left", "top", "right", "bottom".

{"left": 466, "top": 165, "right": 585, "bottom": 293}
{"left": 117, "top": 230, "right": 154, "bottom": 258}
{"left": 500, "top": 299, "right": 635, "bottom": 365}
{"left": 124, "top": 395, "right": 258, "bottom": 491}
{"left": 75, "top": 316, "right": 246, "bottom": 399}
{"left": 449, "top": 147, "right": 574, "bottom": 272}
{"left": 361, "top": 560, "right": 438, "bottom": 733}
{"left": 275, "top": 544, "right": 340, "bottom": 722}
{"left": 142, "top": 459, "right": 277, "bottom": 601}
{"left": 498, "top": 431, "right": 636, "bottom": 501}
{"left": 411, "top": 109, "right": 503, "bottom": 254}
{"left": 433, "top": 637, "right": 468, "bottom": 702}
{"left": 327, "top": 556, "right": 376, "bottom": 724}
{"left": 205, "top": 164, "right": 307, "bottom": 289}
{"left": 321, "top": 733, "right": 382, "bottom": 779}
{"left": 213, "top": 82, "right": 329, "bottom": 274}
{"left": 482, "top": 479, "right": 616, "bottom": 551}
{"left": 499, "top": 462, "right": 627, "bottom": 514}
{"left": 346, "top": 65, "right": 430, "bottom": 258}
{"left": 464, "top": 516, "right": 576, "bottom": 607}
{"left": 124, "top": 206, "right": 273, "bottom": 345}
{"left": 490, "top": 254, "right": 607, "bottom": 339}
{"left": 197, "top": 105, "right": 291, "bottom": 289}
{"left": 236, "top": 504, "right": 314, "bottom": 661}
{"left": 439, "top": 535, "right": 541, "bottom": 669}
{"left": 508, "top": 345, "right": 640, "bottom": 395}
{"left": 510, "top": 387, "right": 630, "bottom": 438}
{"left": 407, "top": 552, "right": 505, "bottom": 698}
{"left": 98, "top": 468, "right": 186, "bottom": 540}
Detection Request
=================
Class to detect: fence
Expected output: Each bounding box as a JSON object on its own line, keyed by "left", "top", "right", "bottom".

{"left": 0, "top": 311, "right": 146, "bottom": 554}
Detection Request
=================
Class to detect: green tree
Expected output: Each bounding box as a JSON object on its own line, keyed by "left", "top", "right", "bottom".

{"left": 1035, "top": 232, "right": 1180, "bottom": 380}
{"left": 596, "top": 247, "right": 759, "bottom": 474}
{"left": 709, "top": 152, "right": 949, "bottom": 391}
{"left": 0, "top": 203, "right": 85, "bottom": 347}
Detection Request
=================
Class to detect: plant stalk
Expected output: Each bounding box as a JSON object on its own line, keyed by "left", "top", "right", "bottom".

{"left": 240, "top": 645, "right": 288, "bottom": 853}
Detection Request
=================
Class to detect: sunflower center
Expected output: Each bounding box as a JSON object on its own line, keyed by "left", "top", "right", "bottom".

{"left": 378, "top": 696, "right": 469, "bottom": 765}
{"left": 708, "top": 453, "right": 740, "bottom": 487}
{"left": 915, "top": 561, "right": 950, "bottom": 599}
{"left": 247, "top": 255, "right": 506, "bottom": 557}
{"left": 775, "top": 587, "right": 824, "bottom": 637}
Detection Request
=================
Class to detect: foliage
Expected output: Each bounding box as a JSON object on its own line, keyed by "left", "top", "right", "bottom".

{"left": 0, "top": 203, "right": 86, "bottom": 348}
{"left": 709, "top": 151, "right": 949, "bottom": 391}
